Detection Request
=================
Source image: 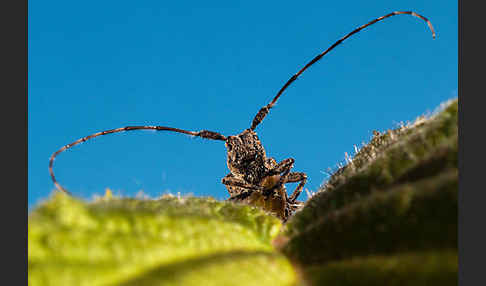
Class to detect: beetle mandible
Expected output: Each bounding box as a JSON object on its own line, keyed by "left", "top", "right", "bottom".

{"left": 49, "top": 11, "right": 435, "bottom": 221}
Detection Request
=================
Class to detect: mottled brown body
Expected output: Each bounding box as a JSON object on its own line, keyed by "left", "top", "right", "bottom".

{"left": 48, "top": 11, "right": 434, "bottom": 222}
{"left": 222, "top": 129, "right": 306, "bottom": 221}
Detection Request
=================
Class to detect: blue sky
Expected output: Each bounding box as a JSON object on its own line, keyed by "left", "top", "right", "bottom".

{"left": 28, "top": 1, "right": 457, "bottom": 207}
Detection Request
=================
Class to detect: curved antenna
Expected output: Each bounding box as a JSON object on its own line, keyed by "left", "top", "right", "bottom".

{"left": 49, "top": 126, "right": 227, "bottom": 194}
{"left": 250, "top": 11, "right": 436, "bottom": 131}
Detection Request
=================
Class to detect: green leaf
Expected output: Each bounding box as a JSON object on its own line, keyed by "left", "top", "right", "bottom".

{"left": 28, "top": 194, "right": 296, "bottom": 286}
{"left": 280, "top": 99, "right": 458, "bottom": 285}
{"left": 302, "top": 250, "right": 457, "bottom": 286}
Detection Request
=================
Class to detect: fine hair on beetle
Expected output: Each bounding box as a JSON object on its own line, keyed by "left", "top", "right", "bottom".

{"left": 49, "top": 11, "right": 435, "bottom": 221}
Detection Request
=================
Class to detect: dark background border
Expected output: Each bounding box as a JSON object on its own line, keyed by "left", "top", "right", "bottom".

{"left": 458, "top": 0, "right": 484, "bottom": 286}
{"left": 2, "top": 0, "right": 27, "bottom": 283}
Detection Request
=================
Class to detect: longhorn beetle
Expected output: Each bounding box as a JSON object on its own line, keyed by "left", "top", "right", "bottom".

{"left": 49, "top": 11, "right": 435, "bottom": 221}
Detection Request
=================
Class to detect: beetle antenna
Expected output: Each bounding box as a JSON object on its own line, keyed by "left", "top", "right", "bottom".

{"left": 250, "top": 11, "right": 435, "bottom": 130}
{"left": 49, "top": 126, "right": 226, "bottom": 194}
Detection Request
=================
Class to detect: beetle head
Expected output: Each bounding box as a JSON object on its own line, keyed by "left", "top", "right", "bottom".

{"left": 225, "top": 129, "right": 267, "bottom": 180}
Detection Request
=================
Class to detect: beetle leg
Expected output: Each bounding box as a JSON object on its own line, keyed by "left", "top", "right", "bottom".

{"left": 265, "top": 158, "right": 307, "bottom": 203}
{"left": 262, "top": 158, "right": 295, "bottom": 197}
{"left": 267, "top": 158, "right": 295, "bottom": 176}
{"left": 222, "top": 174, "right": 264, "bottom": 200}
{"left": 284, "top": 172, "right": 308, "bottom": 203}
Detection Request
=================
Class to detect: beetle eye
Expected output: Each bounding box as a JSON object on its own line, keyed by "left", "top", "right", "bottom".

{"left": 226, "top": 142, "right": 232, "bottom": 151}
